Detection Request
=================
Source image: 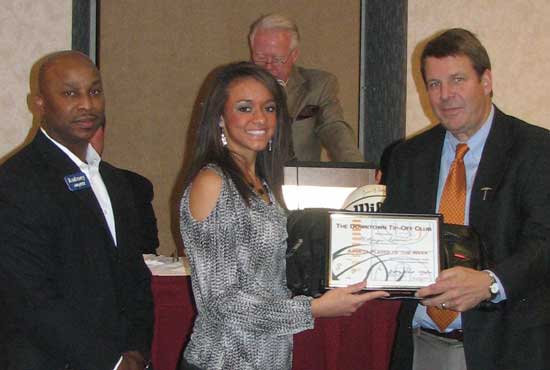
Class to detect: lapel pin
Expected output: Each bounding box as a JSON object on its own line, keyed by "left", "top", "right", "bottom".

{"left": 480, "top": 187, "right": 493, "bottom": 201}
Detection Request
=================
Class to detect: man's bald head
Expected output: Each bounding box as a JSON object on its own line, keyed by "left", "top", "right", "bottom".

{"left": 37, "top": 51, "right": 97, "bottom": 94}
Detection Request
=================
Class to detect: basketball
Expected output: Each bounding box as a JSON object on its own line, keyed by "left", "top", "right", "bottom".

{"left": 341, "top": 184, "right": 386, "bottom": 213}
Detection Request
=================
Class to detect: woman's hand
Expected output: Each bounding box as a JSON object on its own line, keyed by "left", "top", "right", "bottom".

{"left": 311, "top": 282, "right": 389, "bottom": 318}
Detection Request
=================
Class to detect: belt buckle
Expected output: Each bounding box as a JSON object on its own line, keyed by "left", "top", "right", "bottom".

{"left": 421, "top": 327, "right": 464, "bottom": 342}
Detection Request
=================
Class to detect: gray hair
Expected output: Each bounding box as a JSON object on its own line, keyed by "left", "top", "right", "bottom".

{"left": 249, "top": 13, "right": 300, "bottom": 50}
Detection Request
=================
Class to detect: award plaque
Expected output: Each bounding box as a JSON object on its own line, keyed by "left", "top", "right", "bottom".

{"left": 327, "top": 212, "right": 442, "bottom": 293}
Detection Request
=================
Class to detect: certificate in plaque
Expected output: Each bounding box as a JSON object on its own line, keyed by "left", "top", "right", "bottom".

{"left": 327, "top": 212, "right": 441, "bottom": 292}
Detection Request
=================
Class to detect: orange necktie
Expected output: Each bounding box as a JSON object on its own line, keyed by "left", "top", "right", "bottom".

{"left": 428, "top": 143, "right": 469, "bottom": 332}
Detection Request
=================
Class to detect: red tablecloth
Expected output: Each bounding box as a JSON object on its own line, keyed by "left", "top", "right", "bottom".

{"left": 151, "top": 276, "right": 400, "bottom": 370}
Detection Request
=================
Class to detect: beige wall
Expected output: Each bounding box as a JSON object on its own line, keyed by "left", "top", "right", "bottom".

{"left": 100, "top": 0, "right": 360, "bottom": 256}
{"left": 0, "top": 0, "right": 72, "bottom": 160}
{"left": 407, "top": 0, "right": 550, "bottom": 136}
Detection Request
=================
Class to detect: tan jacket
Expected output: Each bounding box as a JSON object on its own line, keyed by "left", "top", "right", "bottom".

{"left": 286, "top": 66, "right": 363, "bottom": 162}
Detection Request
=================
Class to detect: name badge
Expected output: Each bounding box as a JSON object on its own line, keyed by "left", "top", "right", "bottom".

{"left": 64, "top": 172, "right": 91, "bottom": 191}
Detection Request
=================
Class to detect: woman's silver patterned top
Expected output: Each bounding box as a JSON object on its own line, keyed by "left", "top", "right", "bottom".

{"left": 179, "top": 165, "right": 314, "bottom": 370}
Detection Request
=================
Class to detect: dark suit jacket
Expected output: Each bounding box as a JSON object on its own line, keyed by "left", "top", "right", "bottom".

{"left": 383, "top": 107, "right": 550, "bottom": 370}
{"left": 286, "top": 66, "right": 363, "bottom": 162}
{"left": 0, "top": 130, "right": 154, "bottom": 370}
{"left": 122, "top": 170, "right": 159, "bottom": 255}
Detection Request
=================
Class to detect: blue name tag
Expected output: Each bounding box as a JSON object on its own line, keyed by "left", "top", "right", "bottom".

{"left": 64, "top": 172, "right": 91, "bottom": 191}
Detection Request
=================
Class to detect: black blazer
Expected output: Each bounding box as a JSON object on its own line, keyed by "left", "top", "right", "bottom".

{"left": 383, "top": 107, "right": 550, "bottom": 370}
{"left": 121, "top": 170, "right": 159, "bottom": 255}
{"left": 0, "top": 131, "right": 154, "bottom": 370}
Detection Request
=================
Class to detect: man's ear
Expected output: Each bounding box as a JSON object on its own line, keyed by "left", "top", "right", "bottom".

{"left": 289, "top": 48, "right": 299, "bottom": 64}
{"left": 33, "top": 94, "right": 45, "bottom": 115}
{"left": 481, "top": 69, "right": 493, "bottom": 96}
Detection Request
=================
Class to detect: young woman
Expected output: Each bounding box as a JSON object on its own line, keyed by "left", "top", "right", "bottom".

{"left": 179, "top": 62, "right": 387, "bottom": 370}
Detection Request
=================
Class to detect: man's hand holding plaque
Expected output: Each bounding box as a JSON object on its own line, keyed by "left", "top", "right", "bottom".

{"left": 416, "top": 266, "right": 494, "bottom": 311}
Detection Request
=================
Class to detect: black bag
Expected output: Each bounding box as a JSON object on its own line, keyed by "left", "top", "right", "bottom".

{"left": 286, "top": 209, "right": 488, "bottom": 297}
{"left": 286, "top": 208, "right": 332, "bottom": 297}
{"left": 440, "top": 223, "right": 487, "bottom": 270}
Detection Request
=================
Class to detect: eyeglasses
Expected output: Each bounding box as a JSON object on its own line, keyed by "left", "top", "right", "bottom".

{"left": 253, "top": 53, "right": 292, "bottom": 66}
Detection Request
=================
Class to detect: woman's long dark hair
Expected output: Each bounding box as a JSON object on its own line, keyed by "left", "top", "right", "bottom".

{"left": 182, "top": 61, "right": 291, "bottom": 206}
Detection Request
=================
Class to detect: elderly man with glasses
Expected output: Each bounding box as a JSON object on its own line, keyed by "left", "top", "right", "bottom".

{"left": 248, "top": 13, "right": 364, "bottom": 162}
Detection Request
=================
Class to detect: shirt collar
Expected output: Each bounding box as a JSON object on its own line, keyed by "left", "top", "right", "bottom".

{"left": 40, "top": 128, "right": 101, "bottom": 170}
{"left": 277, "top": 78, "right": 288, "bottom": 87}
{"left": 444, "top": 104, "right": 494, "bottom": 159}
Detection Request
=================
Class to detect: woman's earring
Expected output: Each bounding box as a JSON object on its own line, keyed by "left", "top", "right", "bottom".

{"left": 219, "top": 120, "right": 227, "bottom": 147}
{"left": 268, "top": 139, "right": 272, "bottom": 152}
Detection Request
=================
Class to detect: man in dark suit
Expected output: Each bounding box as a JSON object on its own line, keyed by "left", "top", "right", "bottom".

{"left": 248, "top": 13, "right": 364, "bottom": 162}
{"left": 0, "top": 51, "right": 154, "bottom": 370}
{"left": 383, "top": 29, "right": 550, "bottom": 370}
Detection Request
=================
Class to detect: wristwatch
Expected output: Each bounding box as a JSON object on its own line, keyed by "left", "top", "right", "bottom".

{"left": 483, "top": 270, "right": 499, "bottom": 300}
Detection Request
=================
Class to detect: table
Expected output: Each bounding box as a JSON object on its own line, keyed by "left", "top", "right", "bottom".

{"left": 151, "top": 275, "right": 400, "bottom": 370}
{"left": 151, "top": 276, "right": 196, "bottom": 370}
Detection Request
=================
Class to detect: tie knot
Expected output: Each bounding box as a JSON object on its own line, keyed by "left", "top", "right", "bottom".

{"left": 455, "top": 143, "right": 469, "bottom": 161}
